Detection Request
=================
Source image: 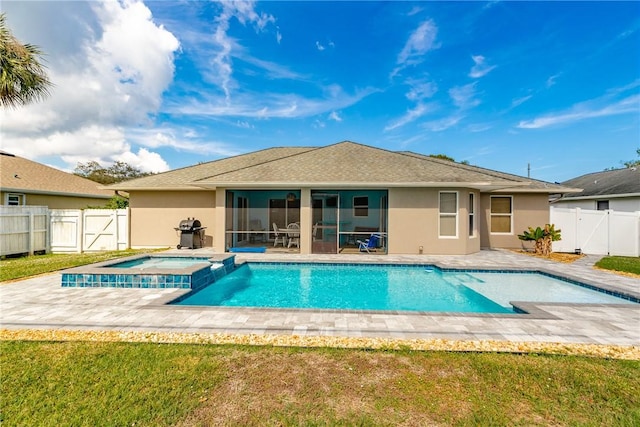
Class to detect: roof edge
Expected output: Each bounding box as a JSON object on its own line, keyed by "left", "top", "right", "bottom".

{"left": 0, "top": 187, "right": 113, "bottom": 199}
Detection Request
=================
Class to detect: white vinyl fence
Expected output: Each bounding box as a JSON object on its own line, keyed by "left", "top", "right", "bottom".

{"left": 0, "top": 206, "right": 49, "bottom": 256}
{"left": 50, "top": 209, "right": 129, "bottom": 253}
{"left": 0, "top": 206, "right": 129, "bottom": 256}
{"left": 550, "top": 207, "right": 640, "bottom": 257}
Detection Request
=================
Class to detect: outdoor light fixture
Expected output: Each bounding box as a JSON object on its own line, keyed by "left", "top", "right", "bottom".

{"left": 286, "top": 192, "right": 296, "bottom": 201}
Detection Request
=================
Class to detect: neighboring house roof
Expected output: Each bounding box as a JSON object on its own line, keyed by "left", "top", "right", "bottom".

{"left": 0, "top": 151, "right": 113, "bottom": 199}
{"left": 554, "top": 167, "right": 640, "bottom": 200}
{"left": 110, "top": 141, "right": 578, "bottom": 193}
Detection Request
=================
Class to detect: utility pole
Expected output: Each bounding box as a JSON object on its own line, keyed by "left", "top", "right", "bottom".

{"left": 527, "top": 163, "right": 530, "bottom": 178}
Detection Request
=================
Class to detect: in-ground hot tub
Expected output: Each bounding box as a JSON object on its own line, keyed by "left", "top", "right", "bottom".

{"left": 61, "top": 254, "right": 236, "bottom": 290}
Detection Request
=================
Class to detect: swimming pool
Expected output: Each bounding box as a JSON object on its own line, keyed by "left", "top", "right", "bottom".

{"left": 173, "top": 262, "right": 636, "bottom": 313}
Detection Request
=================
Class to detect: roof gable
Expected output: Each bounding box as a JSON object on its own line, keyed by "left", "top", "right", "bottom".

{"left": 0, "top": 152, "right": 113, "bottom": 198}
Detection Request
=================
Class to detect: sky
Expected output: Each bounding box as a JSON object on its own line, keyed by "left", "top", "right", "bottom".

{"left": 1, "top": 0, "right": 639, "bottom": 183}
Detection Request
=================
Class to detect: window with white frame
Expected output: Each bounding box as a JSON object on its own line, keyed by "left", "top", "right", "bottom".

{"left": 468, "top": 193, "right": 476, "bottom": 237}
{"left": 439, "top": 191, "right": 458, "bottom": 237}
{"left": 596, "top": 200, "right": 609, "bottom": 211}
{"left": 490, "top": 195, "right": 513, "bottom": 234}
{"left": 6, "top": 193, "right": 25, "bottom": 206}
{"left": 353, "top": 196, "right": 369, "bottom": 217}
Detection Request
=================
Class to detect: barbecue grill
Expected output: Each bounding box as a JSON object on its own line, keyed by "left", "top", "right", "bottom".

{"left": 174, "top": 218, "right": 206, "bottom": 249}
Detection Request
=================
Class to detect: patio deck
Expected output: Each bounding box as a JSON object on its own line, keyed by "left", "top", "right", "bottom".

{"left": 1, "top": 249, "right": 638, "bottom": 349}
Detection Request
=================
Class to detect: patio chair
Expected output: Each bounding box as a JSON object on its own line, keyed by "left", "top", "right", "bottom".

{"left": 357, "top": 233, "right": 380, "bottom": 253}
{"left": 249, "top": 219, "right": 265, "bottom": 243}
{"left": 286, "top": 222, "right": 300, "bottom": 248}
{"left": 272, "top": 222, "right": 287, "bottom": 247}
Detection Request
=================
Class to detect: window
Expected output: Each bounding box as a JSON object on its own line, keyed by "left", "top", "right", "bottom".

{"left": 490, "top": 196, "right": 513, "bottom": 234}
{"left": 6, "top": 193, "right": 25, "bottom": 206}
{"left": 439, "top": 192, "right": 458, "bottom": 237}
{"left": 353, "top": 196, "right": 368, "bottom": 217}
{"left": 596, "top": 200, "right": 609, "bottom": 211}
{"left": 468, "top": 193, "right": 476, "bottom": 237}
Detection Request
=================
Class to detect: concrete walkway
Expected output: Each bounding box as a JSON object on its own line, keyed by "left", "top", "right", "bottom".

{"left": 1, "top": 249, "right": 638, "bottom": 346}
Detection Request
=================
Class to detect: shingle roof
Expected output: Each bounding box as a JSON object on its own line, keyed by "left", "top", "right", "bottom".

{"left": 558, "top": 167, "right": 640, "bottom": 198}
{"left": 109, "top": 146, "right": 314, "bottom": 190}
{"left": 0, "top": 151, "right": 113, "bottom": 198}
{"left": 110, "top": 141, "right": 576, "bottom": 193}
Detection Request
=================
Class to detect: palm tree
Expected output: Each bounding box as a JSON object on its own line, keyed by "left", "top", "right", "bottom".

{"left": 0, "top": 13, "right": 52, "bottom": 108}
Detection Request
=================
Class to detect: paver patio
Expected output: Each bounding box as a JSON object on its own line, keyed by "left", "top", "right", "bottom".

{"left": 1, "top": 249, "right": 638, "bottom": 346}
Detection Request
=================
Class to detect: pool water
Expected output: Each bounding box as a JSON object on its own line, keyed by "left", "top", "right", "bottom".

{"left": 174, "top": 263, "right": 635, "bottom": 313}
{"left": 107, "top": 257, "right": 214, "bottom": 269}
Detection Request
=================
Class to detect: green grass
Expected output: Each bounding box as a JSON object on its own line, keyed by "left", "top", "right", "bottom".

{"left": 595, "top": 256, "right": 640, "bottom": 275}
{"left": 1, "top": 341, "right": 638, "bottom": 426}
{"left": 0, "top": 249, "right": 167, "bottom": 282}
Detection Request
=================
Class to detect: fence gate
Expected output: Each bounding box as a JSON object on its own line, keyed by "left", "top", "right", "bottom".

{"left": 83, "top": 209, "right": 128, "bottom": 251}
{"left": 550, "top": 207, "right": 640, "bottom": 257}
{"left": 50, "top": 210, "right": 82, "bottom": 253}
{"left": 49, "top": 209, "right": 129, "bottom": 253}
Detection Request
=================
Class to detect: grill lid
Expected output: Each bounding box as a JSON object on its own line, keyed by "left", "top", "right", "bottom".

{"left": 178, "top": 218, "right": 202, "bottom": 231}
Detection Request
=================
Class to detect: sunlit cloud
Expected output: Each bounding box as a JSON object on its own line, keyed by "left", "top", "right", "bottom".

{"left": 517, "top": 94, "right": 639, "bottom": 129}
{"left": 468, "top": 55, "right": 496, "bottom": 78}
{"left": 449, "top": 83, "right": 481, "bottom": 109}
{"left": 511, "top": 95, "right": 533, "bottom": 108}
{"left": 329, "top": 111, "right": 342, "bottom": 122}
{"left": 384, "top": 103, "right": 433, "bottom": 131}
{"left": 421, "top": 115, "right": 464, "bottom": 132}
{"left": 392, "top": 19, "right": 439, "bottom": 77}
{"left": 0, "top": 0, "right": 180, "bottom": 171}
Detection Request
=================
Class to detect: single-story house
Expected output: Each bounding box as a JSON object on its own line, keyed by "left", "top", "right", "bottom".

{"left": 551, "top": 167, "right": 640, "bottom": 212}
{"left": 0, "top": 151, "right": 114, "bottom": 208}
{"left": 111, "top": 141, "right": 579, "bottom": 255}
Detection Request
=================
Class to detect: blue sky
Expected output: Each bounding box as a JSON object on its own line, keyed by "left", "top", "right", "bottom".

{"left": 2, "top": 1, "right": 639, "bottom": 183}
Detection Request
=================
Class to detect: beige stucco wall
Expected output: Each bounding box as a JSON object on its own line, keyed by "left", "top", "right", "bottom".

{"left": 479, "top": 193, "right": 550, "bottom": 249}
{"left": 1, "top": 191, "right": 111, "bottom": 209}
{"left": 387, "top": 188, "right": 479, "bottom": 255}
{"left": 129, "top": 190, "right": 216, "bottom": 248}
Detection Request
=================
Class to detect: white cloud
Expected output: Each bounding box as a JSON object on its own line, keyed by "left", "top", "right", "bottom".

{"left": 397, "top": 19, "right": 438, "bottom": 64}
{"left": 511, "top": 95, "right": 533, "bottom": 108}
{"left": 405, "top": 79, "right": 437, "bottom": 101}
{"left": 421, "top": 115, "right": 463, "bottom": 132}
{"left": 116, "top": 148, "right": 170, "bottom": 173}
{"left": 0, "top": 0, "right": 180, "bottom": 171}
{"left": 210, "top": 1, "right": 276, "bottom": 100}
{"left": 276, "top": 27, "right": 282, "bottom": 44}
{"left": 316, "top": 41, "right": 325, "bottom": 51}
{"left": 546, "top": 73, "right": 560, "bottom": 88}
{"left": 449, "top": 83, "right": 481, "bottom": 109}
{"left": 329, "top": 111, "right": 342, "bottom": 122}
{"left": 468, "top": 55, "right": 496, "bottom": 78}
{"left": 384, "top": 103, "right": 432, "bottom": 131}
{"left": 517, "top": 94, "right": 639, "bottom": 129}
{"left": 171, "top": 86, "right": 378, "bottom": 119}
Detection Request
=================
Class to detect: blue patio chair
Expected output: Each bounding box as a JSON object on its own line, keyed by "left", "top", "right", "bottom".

{"left": 357, "top": 233, "right": 380, "bottom": 253}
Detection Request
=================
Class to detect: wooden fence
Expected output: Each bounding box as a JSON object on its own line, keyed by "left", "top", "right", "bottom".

{"left": 0, "top": 206, "right": 129, "bottom": 256}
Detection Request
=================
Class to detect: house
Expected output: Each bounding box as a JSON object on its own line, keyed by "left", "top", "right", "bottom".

{"left": 110, "top": 141, "right": 578, "bottom": 255}
{"left": 551, "top": 167, "right": 640, "bottom": 212}
{"left": 0, "top": 151, "right": 114, "bottom": 208}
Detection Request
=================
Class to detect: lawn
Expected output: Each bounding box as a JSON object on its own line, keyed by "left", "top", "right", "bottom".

{"left": 596, "top": 256, "right": 640, "bottom": 276}
{"left": 1, "top": 341, "right": 639, "bottom": 426}
{"left": 0, "top": 249, "right": 166, "bottom": 282}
